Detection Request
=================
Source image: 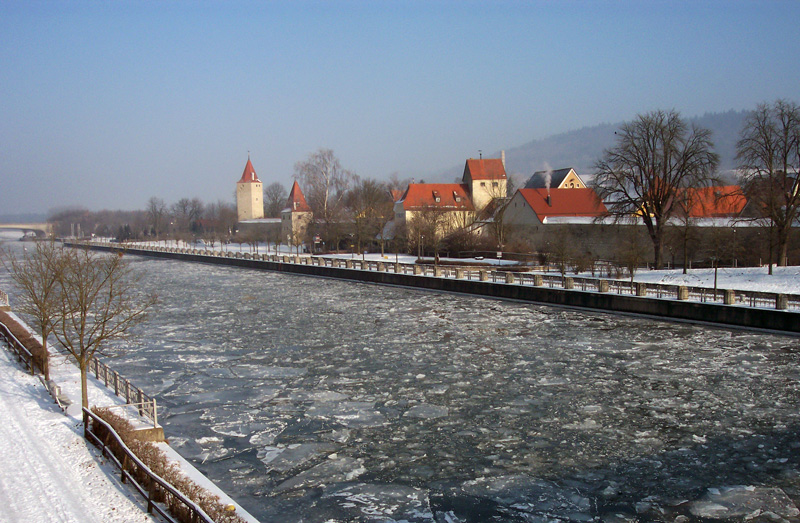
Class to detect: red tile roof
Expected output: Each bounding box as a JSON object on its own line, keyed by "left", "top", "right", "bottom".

{"left": 286, "top": 181, "right": 311, "bottom": 213}
{"left": 517, "top": 188, "right": 607, "bottom": 219}
{"left": 238, "top": 157, "right": 261, "bottom": 183}
{"left": 463, "top": 158, "right": 506, "bottom": 181}
{"left": 400, "top": 183, "right": 475, "bottom": 211}
{"left": 683, "top": 186, "right": 746, "bottom": 218}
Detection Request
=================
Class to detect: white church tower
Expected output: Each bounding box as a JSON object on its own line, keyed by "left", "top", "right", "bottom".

{"left": 236, "top": 156, "right": 263, "bottom": 221}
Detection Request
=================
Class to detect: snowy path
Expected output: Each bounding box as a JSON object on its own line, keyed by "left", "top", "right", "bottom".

{"left": 0, "top": 349, "right": 157, "bottom": 523}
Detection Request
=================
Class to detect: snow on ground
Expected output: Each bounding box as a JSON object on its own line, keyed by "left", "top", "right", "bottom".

{"left": 0, "top": 347, "right": 157, "bottom": 523}
{"left": 0, "top": 310, "right": 258, "bottom": 523}
{"left": 628, "top": 265, "right": 800, "bottom": 295}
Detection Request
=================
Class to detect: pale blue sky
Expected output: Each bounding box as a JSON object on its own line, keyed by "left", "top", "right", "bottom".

{"left": 1, "top": 0, "right": 798, "bottom": 215}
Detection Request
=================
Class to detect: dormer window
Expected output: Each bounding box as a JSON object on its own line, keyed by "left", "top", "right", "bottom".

{"left": 453, "top": 191, "right": 461, "bottom": 203}
{"left": 432, "top": 190, "right": 441, "bottom": 203}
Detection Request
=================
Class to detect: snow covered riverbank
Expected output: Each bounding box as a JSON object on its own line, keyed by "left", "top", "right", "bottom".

{"left": 0, "top": 311, "right": 258, "bottom": 523}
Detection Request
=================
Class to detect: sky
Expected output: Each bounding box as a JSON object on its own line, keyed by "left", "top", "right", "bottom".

{"left": 1, "top": 0, "right": 798, "bottom": 217}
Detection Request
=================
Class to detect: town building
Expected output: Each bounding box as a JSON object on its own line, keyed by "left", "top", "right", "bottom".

{"left": 524, "top": 167, "right": 586, "bottom": 190}
{"left": 392, "top": 157, "right": 507, "bottom": 239}
{"left": 236, "top": 157, "right": 264, "bottom": 221}
{"left": 281, "top": 181, "right": 313, "bottom": 248}
{"left": 505, "top": 187, "right": 608, "bottom": 226}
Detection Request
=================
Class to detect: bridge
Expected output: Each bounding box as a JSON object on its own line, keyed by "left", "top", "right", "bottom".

{"left": 0, "top": 223, "right": 53, "bottom": 236}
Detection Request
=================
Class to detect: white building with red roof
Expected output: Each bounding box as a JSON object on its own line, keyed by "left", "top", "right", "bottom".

{"left": 505, "top": 187, "right": 608, "bottom": 226}
{"left": 236, "top": 157, "right": 264, "bottom": 221}
{"left": 392, "top": 156, "right": 507, "bottom": 239}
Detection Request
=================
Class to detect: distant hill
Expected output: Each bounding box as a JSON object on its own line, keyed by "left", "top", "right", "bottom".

{"left": 435, "top": 109, "right": 748, "bottom": 184}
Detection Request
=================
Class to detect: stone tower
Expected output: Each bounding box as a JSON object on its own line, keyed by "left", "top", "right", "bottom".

{"left": 236, "top": 157, "right": 263, "bottom": 221}
{"left": 281, "top": 181, "right": 313, "bottom": 247}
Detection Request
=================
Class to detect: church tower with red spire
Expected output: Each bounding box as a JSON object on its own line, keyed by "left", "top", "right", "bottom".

{"left": 236, "top": 156, "right": 264, "bottom": 221}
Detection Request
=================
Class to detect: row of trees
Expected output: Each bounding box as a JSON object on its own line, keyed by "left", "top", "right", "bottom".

{"left": 592, "top": 100, "right": 799, "bottom": 270}
{"left": 3, "top": 242, "right": 156, "bottom": 408}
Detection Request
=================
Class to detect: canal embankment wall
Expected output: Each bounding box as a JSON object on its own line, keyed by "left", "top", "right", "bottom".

{"left": 70, "top": 242, "right": 800, "bottom": 335}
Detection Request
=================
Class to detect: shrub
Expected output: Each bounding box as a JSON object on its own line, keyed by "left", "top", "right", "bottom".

{"left": 90, "top": 407, "right": 246, "bottom": 523}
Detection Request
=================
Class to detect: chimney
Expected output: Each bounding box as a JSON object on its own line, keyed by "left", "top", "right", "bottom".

{"left": 501, "top": 150, "right": 506, "bottom": 170}
{"left": 546, "top": 194, "right": 552, "bottom": 207}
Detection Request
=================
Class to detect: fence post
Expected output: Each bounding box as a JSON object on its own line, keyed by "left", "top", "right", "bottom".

{"left": 598, "top": 279, "right": 609, "bottom": 292}
{"left": 563, "top": 277, "right": 574, "bottom": 290}
{"left": 776, "top": 294, "right": 788, "bottom": 310}
{"left": 635, "top": 282, "right": 647, "bottom": 297}
{"left": 505, "top": 272, "right": 515, "bottom": 284}
{"left": 723, "top": 289, "right": 736, "bottom": 305}
{"left": 677, "top": 286, "right": 689, "bottom": 300}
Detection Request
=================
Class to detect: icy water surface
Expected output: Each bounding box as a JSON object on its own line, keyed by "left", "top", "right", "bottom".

{"left": 5, "top": 245, "right": 800, "bottom": 522}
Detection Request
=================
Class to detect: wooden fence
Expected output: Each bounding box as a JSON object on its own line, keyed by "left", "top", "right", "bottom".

{"left": 83, "top": 408, "right": 214, "bottom": 523}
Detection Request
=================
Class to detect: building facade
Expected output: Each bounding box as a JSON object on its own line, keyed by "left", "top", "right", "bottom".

{"left": 236, "top": 157, "right": 264, "bottom": 221}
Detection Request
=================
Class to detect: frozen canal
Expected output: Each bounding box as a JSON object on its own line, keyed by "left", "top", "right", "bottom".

{"left": 5, "top": 244, "right": 800, "bottom": 522}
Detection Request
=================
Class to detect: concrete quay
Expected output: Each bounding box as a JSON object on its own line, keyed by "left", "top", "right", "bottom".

{"left": 70, "top": 242, "right": 800, "bottom": 335}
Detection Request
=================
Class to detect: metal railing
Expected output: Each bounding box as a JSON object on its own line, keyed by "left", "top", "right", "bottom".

{"left": 82, "top": 241, "right": 800, "bottom": 312}
{"left": 83, "top": 408, "right": 213, "bottom": 523}
{"left": 0, "top": 320, "right": 38, "bottom": 375}
{"left": 91, "top": 357, "right": 158, "bottom": 426}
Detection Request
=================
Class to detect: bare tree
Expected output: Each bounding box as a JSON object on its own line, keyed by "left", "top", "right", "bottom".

{"left": 346, "top": 177, "right": 393, "bottom": 253}
{"left": 1, "top": 241, "right": 66, "bottom": 380}
{"left": 294, "top": 148, "right": 356, "bottom": 248}
{"left": 407, "top": 206, "right": 454, "bottom": 260}
{"left": 737, "top": 100, "right": 800, "bottom": 270}
{"left": 593, "top": 110, "right": 719, "bottom": 269}
{"left": 264, "top": 182, "right": 288, "bottom": 218}
{"left": 51, "top": 248, "right": 157, "bottom": 408}
{"left": 146, "top": 197, "right": 168, "bottom": 239}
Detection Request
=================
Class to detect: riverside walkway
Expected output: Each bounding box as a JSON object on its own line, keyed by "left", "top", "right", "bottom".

{"left": 69, "top": 241, "right": 800, "bottom": 334}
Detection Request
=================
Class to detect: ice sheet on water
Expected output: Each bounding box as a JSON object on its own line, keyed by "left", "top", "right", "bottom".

{"left": 317, "top": 483, "right": 433, "bottom": 522}
{"left": 275, "top": 457, "right": 367, "bottom": 492}
{"left": 404, "top": 404, "right": 449, "bottom": 419}
{"left": 689, "top": 486, "right": 800, "bottom": 520}
{"left": 445, "top": 475, "right": 592, "bottom": 521}
{"left": 258, "top": 442, "right": 337, "bottom": 472}
{"left": 305, "top": 401, "right": 387, "bottom": 428}
{"left": 229, "top": 364, "right": 308, "bottom": 379}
